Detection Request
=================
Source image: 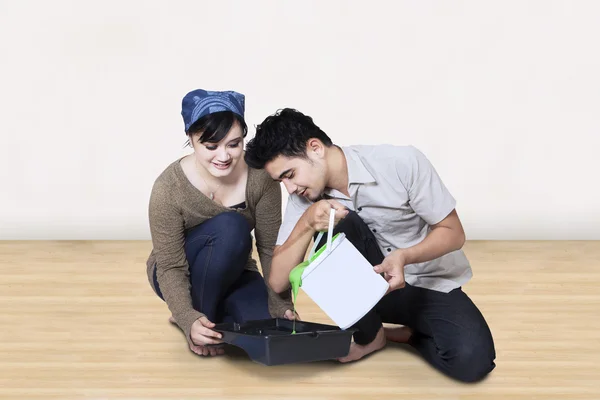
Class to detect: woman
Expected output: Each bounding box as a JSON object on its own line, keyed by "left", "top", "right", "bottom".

{"left": 146, "top": 89, "right": 294, "bottom": 356}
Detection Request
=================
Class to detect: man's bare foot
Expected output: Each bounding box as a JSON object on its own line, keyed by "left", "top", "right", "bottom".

{"left": 384, "top": 326, "right": 413, "bottom": 343}
{"left": 337, "top": 327, "right": 386, "bottom": 363}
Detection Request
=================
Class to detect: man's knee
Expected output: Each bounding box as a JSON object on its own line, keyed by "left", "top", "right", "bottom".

{"left": 315, "top": 210, "right": 384, "bottom": 266}
{"left": 445, "top": 337, "right": 496, "bottom": 383}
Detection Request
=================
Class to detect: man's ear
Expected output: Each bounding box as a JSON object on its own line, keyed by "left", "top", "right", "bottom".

{"left": 306, "top": 138, "right": 324, "bottom": 157}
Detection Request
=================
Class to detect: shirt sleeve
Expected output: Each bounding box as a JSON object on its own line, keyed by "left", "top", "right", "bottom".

{"left": 275, "top": 193, "right": 312, "bottom": 246}
{"left": 148, "top": 179, "right": 204, "bottom": 346}
{"left": 253, "top": 177, "right": 293, "bottom": 316}
{"left": 396, "top": 146, "right": 456, "bottom": 226}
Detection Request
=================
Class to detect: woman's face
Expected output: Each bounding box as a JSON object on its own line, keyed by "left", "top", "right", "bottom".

{"left": 191, "top": 121, "right": 244, "bottom": 178}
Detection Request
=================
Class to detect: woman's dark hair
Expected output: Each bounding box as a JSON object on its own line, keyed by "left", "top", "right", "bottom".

{"left": 186, "top": 111, "right": 248, "bottom": 146}
{"left": 245, "top": 108, "right": 332, "bottom": 169}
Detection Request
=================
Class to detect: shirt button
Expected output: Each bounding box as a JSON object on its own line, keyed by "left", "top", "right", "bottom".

{"left": 387, "top": 248, "right": 392, "bottom": 252}
{"left": 372, "top": 229, "right": 377, "bottom": 233}
{"left": 357, "top": 207, "right": 362, "bottom": 212}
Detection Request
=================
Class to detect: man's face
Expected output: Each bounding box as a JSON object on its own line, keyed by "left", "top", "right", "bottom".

{"left": 265, "top": 152, "right": 328, "bottom": 201}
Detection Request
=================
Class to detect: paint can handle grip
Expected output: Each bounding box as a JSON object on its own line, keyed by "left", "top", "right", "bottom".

{"left": 309, "top": 207, "right": 336, "bottom": 259}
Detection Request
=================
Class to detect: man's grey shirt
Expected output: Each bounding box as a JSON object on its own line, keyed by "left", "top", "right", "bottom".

{"left": 276, "top": 144, "right": 472, "bottom": 293}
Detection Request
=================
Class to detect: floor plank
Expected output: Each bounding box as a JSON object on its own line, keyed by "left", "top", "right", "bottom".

{"left": 1, "top": 240, "right": 599, "bottom": 399}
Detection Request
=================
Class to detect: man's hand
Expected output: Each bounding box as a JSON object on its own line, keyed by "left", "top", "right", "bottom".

{"left": 373, "top": 249, "right": 407, "bottom": 292}
{"left": 303, "top": 199, "right": 348, "bottom": 232}
{"left": 269, "top": 200, "right": 348, "bottom": 294}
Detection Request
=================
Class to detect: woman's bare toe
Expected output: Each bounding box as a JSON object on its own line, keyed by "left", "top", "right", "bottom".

{"left": 189, "top": 343, "right": 225, "bottom": 357}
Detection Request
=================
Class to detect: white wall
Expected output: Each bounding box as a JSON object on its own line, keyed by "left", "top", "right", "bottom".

{"left": 1, "top": 0, "right": 598, "bottom": 240}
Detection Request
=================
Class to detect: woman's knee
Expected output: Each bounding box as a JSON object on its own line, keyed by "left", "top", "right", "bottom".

{"left": 210, "top": 211, "right": 250, "bottom": 231}
{"left": 187, "top": 211, "right": 251, "bottom": 246}
{"left": 185, "top": 212, "right": 252, "bottom": 267}
{"left": 210, "top": 212, "right": 252, "bottom": 255}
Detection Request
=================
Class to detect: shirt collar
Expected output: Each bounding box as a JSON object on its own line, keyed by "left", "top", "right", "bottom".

{"left": 342, "top": 146, "right": 376, "bottom": 185}
{"left": 322, "top": 146, "right": 376, "bottom": 200}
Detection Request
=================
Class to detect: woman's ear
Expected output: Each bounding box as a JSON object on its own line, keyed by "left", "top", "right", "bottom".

{"left": 187, "top": 133, "right": 199, "bottom": 149}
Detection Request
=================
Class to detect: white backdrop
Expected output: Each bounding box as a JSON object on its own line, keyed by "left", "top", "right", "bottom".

{"left": 1, "top": 0, "right": 598, "bottom": 240}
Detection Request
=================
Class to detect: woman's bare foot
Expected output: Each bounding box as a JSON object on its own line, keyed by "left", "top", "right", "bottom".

{"left": 189, "top": 343, "right": 225, "bottom": 357}
{"left": 337, "top": 327, "right": 386, "bottom": 363}
{"left": 384, "top": 326, "right": 413, "bottom": 343}
{"left": 168, "top": 316, "right": 176, "bottom": 324}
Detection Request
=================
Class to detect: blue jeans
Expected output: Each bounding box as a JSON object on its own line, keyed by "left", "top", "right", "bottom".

{"left": 315, "top": 211, "right": 496, "bottom": 382}
{"left": 153, "top": 212, "right": 271, "bottom": 323}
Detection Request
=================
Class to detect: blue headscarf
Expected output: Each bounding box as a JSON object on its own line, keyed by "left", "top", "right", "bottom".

{"left": 181, "top": 89, "right": 245, "bottom": 132}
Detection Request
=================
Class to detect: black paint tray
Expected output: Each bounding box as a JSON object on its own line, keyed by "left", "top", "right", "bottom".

{"left": 213, "top": 318, "right": 356, "bottom": 366}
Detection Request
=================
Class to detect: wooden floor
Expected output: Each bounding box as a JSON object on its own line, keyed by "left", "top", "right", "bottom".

{"left": 1, "top": 241, "right": 599, "bottom": 399}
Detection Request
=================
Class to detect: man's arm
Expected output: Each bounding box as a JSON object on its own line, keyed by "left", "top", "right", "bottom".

{"left": 269, "top": 199, "right": 349, "bottom": 293}
{"left": 374, "top": 209, "right": 466, "bottom": 292}
{"left": 269, "top": 219, "right": 315, "bottom": 293}
{"left": 401, "top": 209, "right": 465, "bottom": 266}
{"left": 374, "top": 146, "right": 465, "bottom": 291}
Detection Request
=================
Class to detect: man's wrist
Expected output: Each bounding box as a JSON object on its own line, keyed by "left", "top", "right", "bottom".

{"left": 300, "top": 213, "right": 316, "bottom": 234}
{"left": 395, "top": 247, "right": 412, "bottom": 265}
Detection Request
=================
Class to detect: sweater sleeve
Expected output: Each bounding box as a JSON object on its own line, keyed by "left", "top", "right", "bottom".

{"left": 253, "top": 176, "right": 294, "bottom": 317}
{"left": 148, "top": 179, "right": 204, "bottom": 346}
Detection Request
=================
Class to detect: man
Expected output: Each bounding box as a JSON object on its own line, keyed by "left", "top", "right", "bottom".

{"left": 244, "top": 108, "right": 495, "bottom": 382}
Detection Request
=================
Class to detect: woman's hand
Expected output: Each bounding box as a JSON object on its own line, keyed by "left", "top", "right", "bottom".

{"left": 189, "top": 316, "right": 225, "bottom": 356}
{"left": 283, "top": 309, "right": 301, "bottom": 320}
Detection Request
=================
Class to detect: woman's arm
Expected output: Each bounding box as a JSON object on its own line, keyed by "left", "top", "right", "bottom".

{"left": 148, "top": 180, "right": 204, "bottom": 344}
{"left": 252, "top": 176, "right": 294, "bottom": 317}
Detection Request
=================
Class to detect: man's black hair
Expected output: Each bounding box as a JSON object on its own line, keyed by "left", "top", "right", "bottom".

{"left": 245, "top": 108, "right": 332, "bottom": 169}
